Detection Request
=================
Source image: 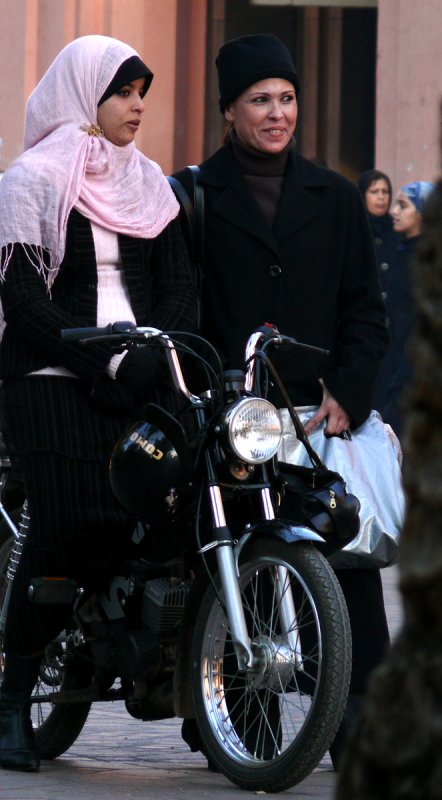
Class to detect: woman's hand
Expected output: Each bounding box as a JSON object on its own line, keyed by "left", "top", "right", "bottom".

{"left": 303, "top": 379, "right": 351, "bottom": 436}
{"left": 89, "top": 374, "right": 137, "bottom": 415}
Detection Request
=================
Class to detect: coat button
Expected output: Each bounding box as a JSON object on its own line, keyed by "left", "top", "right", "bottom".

{"left": 382, "top": 291, "right": 388, "bottom": 300}
{"left": 374, "top": 237, "right": 383, "bottom": 245}
{"left": 269, "top": 264, "right": 282, "bottom": 278}
{"left": 380, "top": 262, "right": 389, "bottom": 271}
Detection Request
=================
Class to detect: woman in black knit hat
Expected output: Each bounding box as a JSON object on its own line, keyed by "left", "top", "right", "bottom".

{"left": 174, "top": 33, "right": 390, "bottom": 772}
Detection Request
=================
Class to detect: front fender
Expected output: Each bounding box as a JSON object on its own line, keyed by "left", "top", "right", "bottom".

{"left": 234, "top": 518, "right": 324, "bottom": 562}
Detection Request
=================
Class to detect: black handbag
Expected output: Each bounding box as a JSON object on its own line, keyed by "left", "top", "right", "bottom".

{"left": 275, "top": 400, "right": 360, "bottom": 554}
{"left": 278, "top": 462, "right": 360, "bottom": 551}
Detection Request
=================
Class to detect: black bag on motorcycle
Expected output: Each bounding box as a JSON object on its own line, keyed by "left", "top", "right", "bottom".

{"left": 277, "top": 462, "right": 360, "bottom": 556}
{"left": 273, "top": 394, "right": 360, "bottom": 556}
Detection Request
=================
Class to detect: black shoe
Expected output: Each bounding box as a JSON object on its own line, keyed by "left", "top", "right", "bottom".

{"left": 0, "top": 693, "right": 40, "bottom": 772}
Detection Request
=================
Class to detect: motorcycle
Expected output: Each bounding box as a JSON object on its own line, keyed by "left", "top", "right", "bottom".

{"left": 0, "top": 322, "right": 352, "bottom": 792}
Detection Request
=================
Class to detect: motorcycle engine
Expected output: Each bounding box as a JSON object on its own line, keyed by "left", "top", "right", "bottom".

{"left": 142, "top": 577, "right": 191, "bottom": 637}
{"left": 124, "top": 576, "right": 192, "bottom": 721}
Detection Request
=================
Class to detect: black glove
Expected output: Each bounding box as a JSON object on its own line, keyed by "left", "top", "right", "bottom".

{"left": 116, "top": 347, "right": 160, "bottom": 402}
{"left": 89, "top": 374, "right": 137, "bottom": 416}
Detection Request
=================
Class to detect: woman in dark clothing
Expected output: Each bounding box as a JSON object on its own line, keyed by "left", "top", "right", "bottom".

{"left": 384, "top": 180, "right": 435, "bottom": 438}
{"left": 0, "top": 35, "right": 197, "bottom": 773}
{"left": 174, "top": 34, "right": 390, "bottom": 770}
{"left": 358, "top": 169, "right": 400, "bottom": 413}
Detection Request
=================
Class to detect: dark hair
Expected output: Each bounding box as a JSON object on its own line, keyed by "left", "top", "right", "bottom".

{"left": 358, "top": 169, "right": 393, "bottom": 200}
{"left": 98, "top": 55, "right": 153, "bottom": 106}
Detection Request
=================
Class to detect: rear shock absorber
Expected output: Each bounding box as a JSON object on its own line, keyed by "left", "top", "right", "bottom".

{"left": 0, "top": 500, "right": 30, "bottom": 636}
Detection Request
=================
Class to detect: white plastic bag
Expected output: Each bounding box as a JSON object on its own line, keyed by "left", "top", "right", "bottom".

{"left": 278, "top": 408, "right": 405, "bottom": 568}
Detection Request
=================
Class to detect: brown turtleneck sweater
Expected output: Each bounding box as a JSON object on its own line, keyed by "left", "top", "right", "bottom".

{"left": 230, "top": 129, "right": 295, "bottom": 230}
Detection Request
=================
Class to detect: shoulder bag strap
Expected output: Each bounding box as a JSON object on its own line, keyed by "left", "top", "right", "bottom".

{"left": 188, "top": 165, "right": 204, "bottom": 280}
{"left": 167, "top": 166, "right": 204, "bottom": 326}
{"left": 167, "top": 166, "right": 203, "bottom": 276}
{"left": 167, "top": 174, "right": 196, "bottom": 260}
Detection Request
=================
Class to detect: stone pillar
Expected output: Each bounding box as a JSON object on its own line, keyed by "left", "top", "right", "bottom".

{"left": 317, "top": 6, "right": 343, "bottom": 170}
{"left": 0, "top": 0, "right": 37, "bottom": 168}
{"left": 299, "top": 7, "right": 320, "bottom": 161}
{"left": 0, "top": 0, "right": 207, "bottom": 174}
{"left": 376, "top": 0, "right": 442, "bottom": 192}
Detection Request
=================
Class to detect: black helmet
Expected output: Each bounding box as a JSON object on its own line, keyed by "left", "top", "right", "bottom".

{"left": 109, "top": 404, "right": 194, "bottom": 524}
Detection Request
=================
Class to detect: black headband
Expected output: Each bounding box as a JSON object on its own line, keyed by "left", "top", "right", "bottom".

{"left": 98, "top": 55, "right": 153, "bottom": 106}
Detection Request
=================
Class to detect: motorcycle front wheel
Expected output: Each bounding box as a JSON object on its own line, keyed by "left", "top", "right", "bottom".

{"left": 191, "top": 538, "right": 351, "bottom": 793}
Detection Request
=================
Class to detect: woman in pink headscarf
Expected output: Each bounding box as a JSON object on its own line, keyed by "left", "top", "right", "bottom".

{"left": 0, "top": 35, "right": 197, "bottom": 772}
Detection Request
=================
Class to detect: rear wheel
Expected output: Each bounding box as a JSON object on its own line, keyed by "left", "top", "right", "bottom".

{"left": 0, "top": 530, "right": 91, "bottom": 759}
{"left": 191, "top": 539, "right": 351, "bottom": 792}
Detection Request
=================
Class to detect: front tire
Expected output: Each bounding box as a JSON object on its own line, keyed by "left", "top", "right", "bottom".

{"left": 191, "top": 539, "right": 351, "bottom": 792}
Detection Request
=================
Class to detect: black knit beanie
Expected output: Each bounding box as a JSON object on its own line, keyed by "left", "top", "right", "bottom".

{"left": 98, "top": 55, "right": 153, "bottom": 106}
{"left": 216, "top": 34, "right": 300, "bottom": 113}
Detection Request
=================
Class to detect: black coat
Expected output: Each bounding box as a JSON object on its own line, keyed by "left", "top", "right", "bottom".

{"left": 0, "top": 210, "right": 197, "bottom": 384}
{"left": 175, "top": 143, "right": 388, "bottom": 429}
{"left": 381, "top": 235, "right": 418, "bottom": 438}
{"left": 367, "top": 212, "right": 400, "bottom": 412}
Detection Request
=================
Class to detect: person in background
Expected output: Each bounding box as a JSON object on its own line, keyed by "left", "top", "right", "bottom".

{"left": 335, "top": 173, "right": 442, "bottom": 800}
{"left": 383, "top": 180, "right": 435, "bottom": 439}
{"left": 174, "top": 33, "right": 390, "bottom": 771}
{"left": 0, "top": 35, "right": 197, "bottom": 773}
{"left": 357, "top": 169, "right": 399, "bottom": 415}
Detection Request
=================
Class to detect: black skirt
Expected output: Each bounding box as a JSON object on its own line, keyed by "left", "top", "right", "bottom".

{"left": 0, "top": 375, "right": 136, "bottom": 548}
{"left": 0, "top": 376, "right": 144, "bottom": 654}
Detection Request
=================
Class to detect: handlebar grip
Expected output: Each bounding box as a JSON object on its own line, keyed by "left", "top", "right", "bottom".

{"left": 61, "top": 321, "right": 136, "bottom": 342}
{"left": 280, "top": 336, "right": 330, "bottom": 357}
{"left": 252, "top": 324, "right": 330, "bottom": 357}
{"left": 61, "top": 325, "right": 113, "bottom": 342}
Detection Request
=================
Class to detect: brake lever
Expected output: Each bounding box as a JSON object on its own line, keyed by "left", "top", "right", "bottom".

{"left": 262, "top": 335, "right": 330, "bottom": 357}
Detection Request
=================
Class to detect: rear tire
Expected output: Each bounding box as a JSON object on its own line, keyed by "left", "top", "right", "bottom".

{"left": 191, "top": 539, "right": 351, "bottom": 792}
{"left": 0, "top": 531, "right": 91, "bottom": 759}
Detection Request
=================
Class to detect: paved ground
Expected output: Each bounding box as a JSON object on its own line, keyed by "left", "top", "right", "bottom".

{"left": 1, "top": 567, "right": 403, "bottom": 800}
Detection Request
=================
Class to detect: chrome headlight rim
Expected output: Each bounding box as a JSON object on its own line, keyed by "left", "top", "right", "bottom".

{"left": 225, "top": 397, "right": 282, "bottom": 465}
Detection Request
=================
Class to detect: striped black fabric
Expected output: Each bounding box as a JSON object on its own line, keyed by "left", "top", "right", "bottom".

{"left": 0, "top": 211, "right": 197, "bottom": 381}
{"left": 0, "top": 376, "right": 137, "bottom": 654}
{"left": 0, "top": 210, "right": 198, "bottom": 657}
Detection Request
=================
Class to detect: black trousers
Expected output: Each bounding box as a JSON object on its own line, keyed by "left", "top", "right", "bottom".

{"left": 335, "top": 567, "right": 390, "bottom": 694}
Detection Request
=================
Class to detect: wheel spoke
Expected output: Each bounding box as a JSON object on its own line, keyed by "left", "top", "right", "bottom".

{"left": 193, "top": 540, "right": 352, "bottom": 792}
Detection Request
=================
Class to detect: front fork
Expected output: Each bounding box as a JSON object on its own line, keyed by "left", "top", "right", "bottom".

{"left": 206, "top": 483, "right": 254, "bottom": 669}
{"left": 204, "top": 468, "right": 298, "bottom": 671}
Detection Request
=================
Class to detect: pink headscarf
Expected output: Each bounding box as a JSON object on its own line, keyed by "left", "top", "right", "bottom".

{"left": 0, "top": 35, "right": 179, "bottom": 287}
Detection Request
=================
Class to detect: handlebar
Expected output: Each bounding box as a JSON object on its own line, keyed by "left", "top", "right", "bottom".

{"left": 244, "top": 323, "right": 330, "bottom": 391}
{"left": 61, "top": 322, "right": 200, "bottom": 404}
{"left": 61, "top": 321, "right": 155, "bottom": 344}
{"left": 61, "top": 321, "right": 329, "bottom": 403}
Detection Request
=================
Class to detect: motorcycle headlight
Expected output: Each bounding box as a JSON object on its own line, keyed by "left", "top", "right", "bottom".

{"left": 225, "top": 398, "right": 282, "bottom": 464}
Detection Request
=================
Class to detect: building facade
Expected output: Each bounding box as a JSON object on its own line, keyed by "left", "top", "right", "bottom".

{"left": 0, "top": 0, "right": 441, "bottom": 192}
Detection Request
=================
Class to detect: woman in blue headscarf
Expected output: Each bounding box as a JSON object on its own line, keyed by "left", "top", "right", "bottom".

{"left": 385, "top": 180, "right": 435, "bottom": 439}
